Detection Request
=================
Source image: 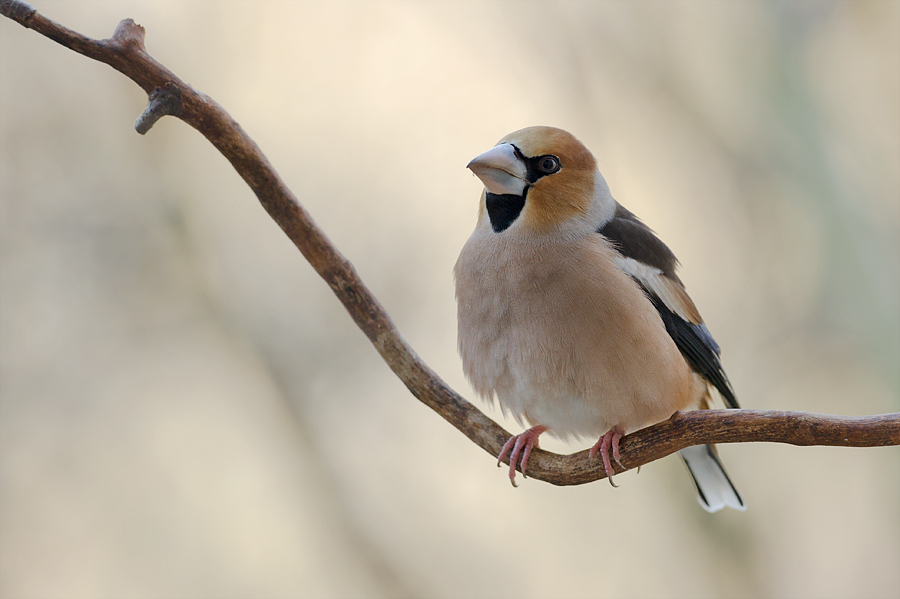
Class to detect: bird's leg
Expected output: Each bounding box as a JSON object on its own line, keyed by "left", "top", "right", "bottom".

{"left": 497, "top": 425, "right": 547, "bottom": 488}
{"left": 589, "top": 426, "right": 625, "bottom": 487}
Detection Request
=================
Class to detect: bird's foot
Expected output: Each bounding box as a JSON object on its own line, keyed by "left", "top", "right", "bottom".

{"left": 497, "top": 425, "right": 548, "bottom": 488}
{"left": 589, "top": 426, "right": 625, "bottom": 487}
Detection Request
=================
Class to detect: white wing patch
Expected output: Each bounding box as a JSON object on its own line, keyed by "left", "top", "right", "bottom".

{"left": 613, "top": 256, "right": 702, "bottom": 324}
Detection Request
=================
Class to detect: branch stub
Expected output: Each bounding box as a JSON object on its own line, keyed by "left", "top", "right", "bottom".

{"left": 135, "top": 83, "right": 183, "bottom": 134}
{"left": 0, "top": 0, "right": 35, "bottom": 23}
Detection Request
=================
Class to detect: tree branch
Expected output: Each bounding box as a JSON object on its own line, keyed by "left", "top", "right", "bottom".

{"left": 4, "top": 2, "right": 897, "bottom": 487}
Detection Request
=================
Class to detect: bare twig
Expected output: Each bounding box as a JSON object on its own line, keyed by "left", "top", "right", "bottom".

{"left": 3, "top": 3, "right": 897, "bottom": 487}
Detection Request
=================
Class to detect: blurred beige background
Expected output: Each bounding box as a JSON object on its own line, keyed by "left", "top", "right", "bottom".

{"left": 1, "top": 1, "right": 898, "bottom": 598}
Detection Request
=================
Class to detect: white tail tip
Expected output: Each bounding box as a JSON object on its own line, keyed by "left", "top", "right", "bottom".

{"left": 680, "top": 445, "right": 746, "bottom": 513}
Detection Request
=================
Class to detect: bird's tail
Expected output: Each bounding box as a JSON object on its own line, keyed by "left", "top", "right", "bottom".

{"left": 679, "top": 444, "right": 746, "bottom": 513}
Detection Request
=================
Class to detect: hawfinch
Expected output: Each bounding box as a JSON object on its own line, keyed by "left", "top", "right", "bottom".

{"left": 455, "top": 126, "right": 745, "bottom": 512}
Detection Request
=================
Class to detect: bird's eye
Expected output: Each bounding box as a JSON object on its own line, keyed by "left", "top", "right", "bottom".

{"left": 537, "top": 156, "right": 560, "bottom": 174}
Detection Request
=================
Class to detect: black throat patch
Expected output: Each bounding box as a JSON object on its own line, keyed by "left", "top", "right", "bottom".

{"left": 485, "top": 190, "right": 527, "bottom": 233}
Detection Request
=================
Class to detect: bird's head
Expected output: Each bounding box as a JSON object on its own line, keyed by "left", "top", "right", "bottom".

{"left": 467, "top": 126, "right": 615, "bottom": 239}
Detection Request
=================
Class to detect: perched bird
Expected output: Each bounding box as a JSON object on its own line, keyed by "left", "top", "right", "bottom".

{"left": 455, "top": 126, "right": 745, "bottom": 512}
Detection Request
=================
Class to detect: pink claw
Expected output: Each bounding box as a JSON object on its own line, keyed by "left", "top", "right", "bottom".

{"left": 589, "top": 426, "right": 625, "bottom": 487}
{"left": 497, "top": 425, "right": 547, "bottom": 487}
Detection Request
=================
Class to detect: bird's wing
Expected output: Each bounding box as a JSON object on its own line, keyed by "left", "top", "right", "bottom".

{"left": 598, "top": 204, "right": 738, "bottom": 408}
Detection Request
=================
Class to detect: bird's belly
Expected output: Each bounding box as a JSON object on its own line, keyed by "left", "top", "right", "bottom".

{"left": 492, "top": 376, "right": 614, "bottom": 440}
{"left": 456, "top": 236, "right": 699, "bottom": 439}
{"left": 463, "top": 308, "right": 691, "bottom": 438}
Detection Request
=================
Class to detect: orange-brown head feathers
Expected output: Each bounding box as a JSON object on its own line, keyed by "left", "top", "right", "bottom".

{"left": 467, "top": 126, "right": 615, "bottom": 239}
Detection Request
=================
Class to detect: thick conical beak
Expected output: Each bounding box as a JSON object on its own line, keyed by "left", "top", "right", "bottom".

{"left": 466, "top": 143, "right": 528, "bottom": 196}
